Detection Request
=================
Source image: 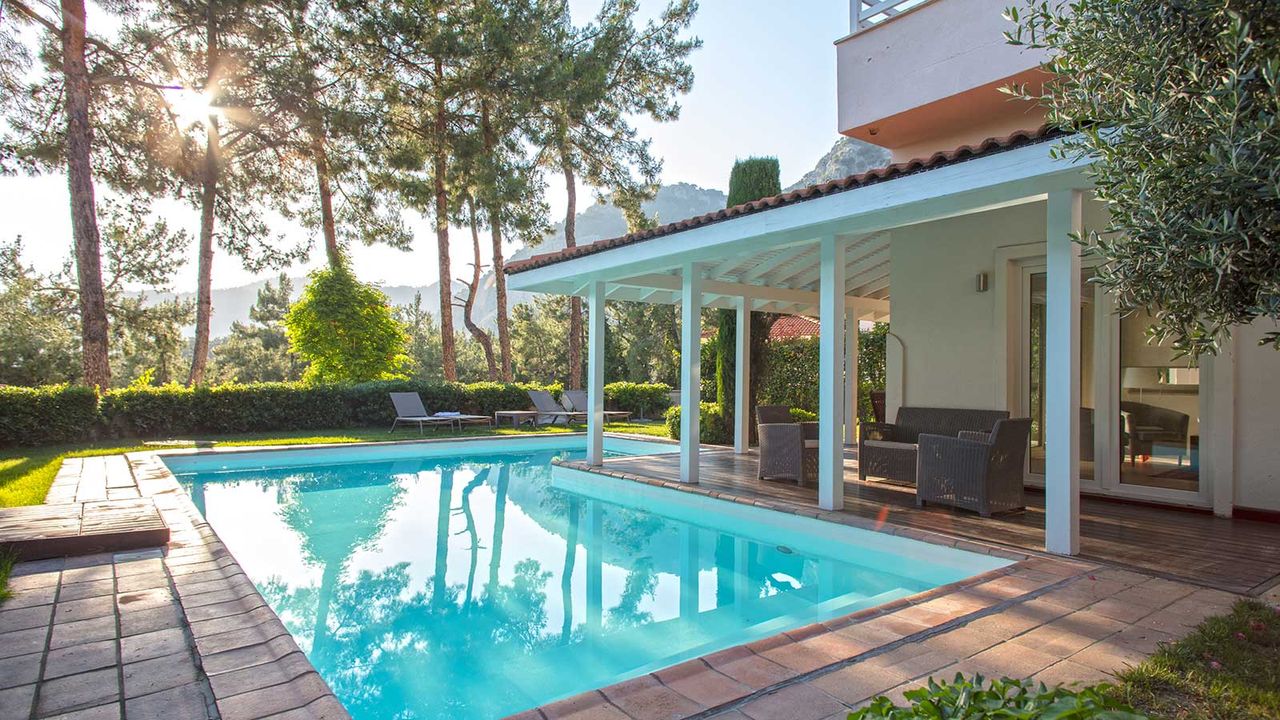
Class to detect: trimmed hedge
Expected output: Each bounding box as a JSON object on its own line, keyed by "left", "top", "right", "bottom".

{"left": 0, "top": 385, "right": 100, "bottom": 448}
{"left": 604, "top": 382, "right": 672, "bottom": 419}
{"left": 0, "top": 381, "right": 550, "bottom": 448}
{"left": 664, "top": 402, "right": 730, "bottom": 445}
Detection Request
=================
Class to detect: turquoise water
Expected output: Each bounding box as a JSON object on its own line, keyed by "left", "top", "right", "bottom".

{"left": 169, "top": 438, "right": 1007, "bottom": 720}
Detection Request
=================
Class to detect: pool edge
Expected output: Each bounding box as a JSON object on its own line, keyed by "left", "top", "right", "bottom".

{"left": 131, "top": 439, "right": 1096, "bottom": 720}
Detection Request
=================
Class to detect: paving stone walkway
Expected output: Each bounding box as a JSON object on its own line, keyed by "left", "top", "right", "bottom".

{"left": 0, "top": 443, "right": 1264, "bottom": 720}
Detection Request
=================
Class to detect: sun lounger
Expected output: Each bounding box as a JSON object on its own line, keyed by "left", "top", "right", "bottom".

{"left": 562, "top": 390, "right": 632, "bottom": 422}
{"left": 389, "top": 392, "right": 456, "bottom": 434}
{"left": 527, "top": 389, "right": 587, "bottom": 425}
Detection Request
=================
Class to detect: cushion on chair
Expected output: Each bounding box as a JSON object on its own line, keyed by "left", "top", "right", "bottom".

{"left": 863, "top": 439, "right": 917, "bottom": 452}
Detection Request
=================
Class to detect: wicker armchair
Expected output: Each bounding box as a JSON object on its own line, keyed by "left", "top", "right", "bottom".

{"left": 757, "top": 405, "right": 818, "bottom": 483}
{"left": 859, "top": 407, "right": 1009, "bottom": 485}
{"left": 916, "top": 418, "right": 1032, "bottom": 516}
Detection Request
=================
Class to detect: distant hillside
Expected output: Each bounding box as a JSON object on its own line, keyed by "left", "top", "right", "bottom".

{"left": 176, "top": 136, "right": 890, "bottom": 338}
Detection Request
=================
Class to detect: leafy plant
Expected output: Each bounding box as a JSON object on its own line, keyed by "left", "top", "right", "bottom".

{"left": 285, "top": 262, "right": 410, "bottom": 384}
{"left": 850, "top": 674, "right": 1145, "bottom": 719}
{"left": 1006, "top": 0, "right": 1280, "bottom": 355}
{"left": 664, "top": 402, "right": 729, "bottom": 445}
{"left": 0, "top": 549, "right": 16, "bottom": 605}
{"left": 604, "top": 382, "right": 672, "bottom": 419}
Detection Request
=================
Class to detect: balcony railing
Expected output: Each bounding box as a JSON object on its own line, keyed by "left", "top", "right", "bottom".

{"left": 850, "top": 0, "right": 936, "bottom": 32}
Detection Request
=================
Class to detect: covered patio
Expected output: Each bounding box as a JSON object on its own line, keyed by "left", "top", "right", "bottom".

{"left": 506, "top": 127, "right": 1275, "bottom": 581}
{"left": 562, "top": 446, "right": 1280, "bottom": 596}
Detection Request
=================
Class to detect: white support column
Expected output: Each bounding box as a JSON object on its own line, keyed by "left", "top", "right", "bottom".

{"left": 586, "top": 280, "right": 606, "bottom": 466}
{"left": 818, "top": 235, "right": 847, "bottom": 511}
{"left": 680, "top": 263, "right": 704, "bottom": 483}
{"left": 844, "top": 310, "right": 860, "bottom": 446}
{"left": 734, "top": 296, "right": 751, "bottom": 454}
{"left": 1045, "top": 190, "right": 1083, "bottom": 555}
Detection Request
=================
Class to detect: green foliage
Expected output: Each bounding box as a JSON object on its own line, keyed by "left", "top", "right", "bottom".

{"left": 285, "top": 263, "right": 409, "bottom": 384}
{"left": 726, "top": 157, "right": 782, "bottom": 207}
{"left": 664, "top": 402, "right": 730, "bottom": 445}
{"left": 850, "top": 674, "right": 1143, "bottom": 719}
{"left": 210, "top": 274, "right": 305, "bottom": 383}
{"left": 0, "top": 381, "right": 548, "bottom": 448}
{"left": 604, "top": 382, "right": 672, "bottom": 419}
{"left": 0, "top": 549, "right": 14, "bottom": 605}
{"left": 756, "top": 324, "right": 888, "bottom": 420}
{"left": 1007, "top": 0, "right": 1280, "bottom": 354}
{"left": 0, "top": 385, "right": 101, "bottom": 447}
{"left": 1114, "top": 600, "right": 1280, "bottom": 719}
{"left": 714, "top": 309, "right": 735, "bottom": 409}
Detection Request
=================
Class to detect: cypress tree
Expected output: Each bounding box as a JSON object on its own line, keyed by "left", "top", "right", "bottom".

{"left": 718, "top": 157, "right": 783, "bottom": 441}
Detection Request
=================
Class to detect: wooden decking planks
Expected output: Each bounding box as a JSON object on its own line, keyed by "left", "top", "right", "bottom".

{"left": 0, "top": 458, "right": 169, "bottom": 561}
{"left": 597, "top": 448, "right": 1280, "bottom": 596}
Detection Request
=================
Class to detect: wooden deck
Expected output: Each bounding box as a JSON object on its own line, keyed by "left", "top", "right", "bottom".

{"left": 597, "top": 447, "right": 1280, "bottom": 596}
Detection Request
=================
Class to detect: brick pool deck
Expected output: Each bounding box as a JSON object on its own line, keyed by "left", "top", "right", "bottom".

{"left": 0, "top": 439, "right": 1263, "bottom": 720}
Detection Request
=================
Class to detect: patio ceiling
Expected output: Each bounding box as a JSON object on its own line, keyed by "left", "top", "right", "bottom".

{"left": 507, "top": 127, "right": 1092, "bottom": 320}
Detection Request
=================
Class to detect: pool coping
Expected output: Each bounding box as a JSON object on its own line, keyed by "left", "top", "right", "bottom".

{"left": 119, "top": 436, "right": 1085, "bottom": 720}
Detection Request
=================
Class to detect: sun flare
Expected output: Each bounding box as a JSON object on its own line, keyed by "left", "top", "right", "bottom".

{"left": 164, "top": 87, "right": 219, "bottom": 128}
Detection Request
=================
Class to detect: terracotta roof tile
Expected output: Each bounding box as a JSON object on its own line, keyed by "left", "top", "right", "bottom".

{"left": 506, "top": 126, "right": 1065, "bottom": 275}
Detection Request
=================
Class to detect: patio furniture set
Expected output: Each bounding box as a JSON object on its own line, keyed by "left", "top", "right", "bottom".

{"left": 391, "top": 389, "right": 633, "bottom": 434}
{"left": 759, "top": 405, "right": 1033, "bottom": 517}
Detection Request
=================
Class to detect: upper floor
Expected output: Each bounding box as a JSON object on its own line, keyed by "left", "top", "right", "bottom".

{"left": 836, "top": 0, "right": 1051, "bottom": 161}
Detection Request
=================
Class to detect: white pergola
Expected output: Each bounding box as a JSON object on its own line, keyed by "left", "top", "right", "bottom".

{"left": 509, "top": 134, "right": 1094, "bottom": 555}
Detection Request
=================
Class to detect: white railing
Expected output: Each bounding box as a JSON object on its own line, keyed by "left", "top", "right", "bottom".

{"left": 850, "top": 0, "right": 936, "bottom": 32}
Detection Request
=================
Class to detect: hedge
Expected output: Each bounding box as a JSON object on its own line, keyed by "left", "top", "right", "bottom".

{"left": 0, "top": 385, "right": 100, "bottom": 448}
{"left": 664, "top": 402, "right": 730, "bottom": 445}
{"left": 0, "top": 381, "right": 552, "bottom": 448}
{"left": 604, "top": 382, "right": 672, "bottom": 419}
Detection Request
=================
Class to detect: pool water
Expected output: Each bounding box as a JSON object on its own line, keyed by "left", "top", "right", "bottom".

{"left": 168, "top": 437, "right": 1008, "bottom": 720}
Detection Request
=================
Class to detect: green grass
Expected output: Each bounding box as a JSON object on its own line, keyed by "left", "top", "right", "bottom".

{"left": 0, "top": 421, "right": 670, "bottom": 509}
{"left": 1113, "top": 599, "right": 1280, "bottom": 719}
{"left": 0, "top": 549, "right": 14, "bottom": 605}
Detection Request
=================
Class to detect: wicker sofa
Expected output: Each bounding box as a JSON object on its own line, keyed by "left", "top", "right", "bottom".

{"left": 858, "top": 406, "right": 1009, "bottom": 485}
{"left": 917, "top": 418, "right": 1033, "bottom": 516}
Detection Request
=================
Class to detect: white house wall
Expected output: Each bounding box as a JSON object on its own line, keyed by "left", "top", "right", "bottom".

{"left": 883, "top": 197, "right": 1279, "bottom": 513}
{"left": 1234, "top": 322, "right": 1280, "bottom": 512}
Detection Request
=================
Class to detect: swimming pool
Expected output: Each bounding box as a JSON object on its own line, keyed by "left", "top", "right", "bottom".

{"left": 167, "top": 436, "right": 1010, "bottom": 720}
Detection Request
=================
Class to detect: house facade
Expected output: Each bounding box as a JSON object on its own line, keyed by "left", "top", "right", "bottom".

{"left": 506, "top": 0, "right": 1280, "bottom": 557}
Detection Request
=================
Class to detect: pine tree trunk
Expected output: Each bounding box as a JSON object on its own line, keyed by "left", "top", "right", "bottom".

{"left": 188, "top": 13, "right": 220, "bottom": 386}
{"left": 481, "top": 104, "right": 512, "bottom": 381}
{"left": 464, "top": 204, "right": 497, "bottom": 379}
{"left": 434, "top": 58, "right": 457, "bottom": 381}
{"left": 564, "top": 162, "right": 582, "bottom": 389}
{"left": 60, "top": 0, "right": 110, "bottom": 389}
{"left": 311, "top": 131, "right": 339, "bottom": 267}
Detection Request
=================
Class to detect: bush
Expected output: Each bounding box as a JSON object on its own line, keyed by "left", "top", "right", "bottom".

{"left": 849, "top": 674, "right": 1142, "bottom": 719}
{"left": 664, "top": 402, "right": 730, "bottom": 445}
{"left": 605, "top": 382, "right": 672, "bottom": 418}
{"left": 0, "top": 385, "right": 100, "bottom": 446}
{"left": 0, "top": 380, "right": 555, "bottom": 448}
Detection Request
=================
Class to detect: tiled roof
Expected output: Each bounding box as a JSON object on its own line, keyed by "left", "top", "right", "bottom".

{"left": 506, "top": 126, "right": 1065, "bottom": 275}
{"left": 700, "top": 315, "right": 820, "bottom": 341}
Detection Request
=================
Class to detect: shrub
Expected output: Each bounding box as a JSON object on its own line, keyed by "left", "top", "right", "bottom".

{"left": 284, "top": 262, "right": 410, "bottom": 383}
{"left": 605, "top": 382, "right": 672, "bottom": 418}
{"left": 0, "top": 380, "right": 554, "bottom": 448}
{"left": 849, "top": 674, "right": 1143, "bottom": 719}
{"left": 0, "top": 385, "right": 100, "bottom": 446}
{"left": 664, "top": 402, "right": 730, "bottom": 445}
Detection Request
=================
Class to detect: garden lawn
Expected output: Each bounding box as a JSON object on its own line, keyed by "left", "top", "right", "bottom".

{"left": 1114, "top": 599, "right": 1280, "bottom": 720}
{"left": 0, "top": 421, "right": 669, "bottom": 509}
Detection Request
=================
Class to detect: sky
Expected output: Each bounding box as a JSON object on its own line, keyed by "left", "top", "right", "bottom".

{"left": 0, "top": 0, "right": 849, "bottom": 291}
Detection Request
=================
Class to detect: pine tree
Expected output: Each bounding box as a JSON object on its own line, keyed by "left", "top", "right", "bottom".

{"left": 534, "top": 0, "right": 700, "bottom": 389}
{"left": 722, "top": 157, "right": 783, "bottom": 442}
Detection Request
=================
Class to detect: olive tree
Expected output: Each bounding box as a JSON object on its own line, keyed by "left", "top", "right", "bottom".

{"left": 1007, "top": 0, "right": 1280, "bottom": 355}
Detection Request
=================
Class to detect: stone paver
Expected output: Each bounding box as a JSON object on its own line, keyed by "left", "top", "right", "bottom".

{"left": 3, "top": 443, "right": 1269, "bottom": 720}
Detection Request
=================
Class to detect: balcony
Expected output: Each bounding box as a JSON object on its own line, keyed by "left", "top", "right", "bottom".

{"left": 837, "top": 0, "right": 1051, "bottom": 160}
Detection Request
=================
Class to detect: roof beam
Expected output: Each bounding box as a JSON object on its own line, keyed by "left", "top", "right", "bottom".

{"left": 740, "top": 244, "right": 815, "bottom": 283}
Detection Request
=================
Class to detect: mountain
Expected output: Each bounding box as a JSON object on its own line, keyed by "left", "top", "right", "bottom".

{"left": 785, "top": 136, "right": 891, "bottom": 191}
{"left": 182, "top": 136, "right": 888, "bottom": 338}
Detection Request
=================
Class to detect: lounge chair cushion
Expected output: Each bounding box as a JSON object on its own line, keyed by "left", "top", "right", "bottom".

{"left": 862, "top": 439, "right": 917, "bottom": 452}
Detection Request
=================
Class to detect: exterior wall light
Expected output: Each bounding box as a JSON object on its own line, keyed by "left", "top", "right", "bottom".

{"left": 976, "top": 271, "right": 989, "bottom": 292}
